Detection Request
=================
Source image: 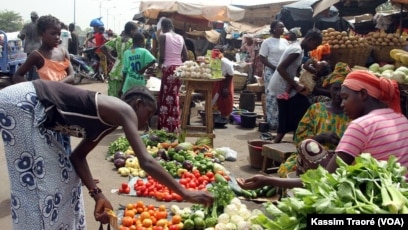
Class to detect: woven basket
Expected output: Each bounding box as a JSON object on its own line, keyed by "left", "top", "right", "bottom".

{"left": 233, "top": 73, "right": 248, "bottom": 91}
{"left": 330, "top": 45, "right": 372, "bottom": 67}
{"left": 372, "top": 45, "right": 405, "bottom": 63}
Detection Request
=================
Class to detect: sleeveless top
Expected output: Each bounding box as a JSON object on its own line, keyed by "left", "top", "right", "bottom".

{"left": 35, "top": 50, "right": 70, "bottom": 81}
{"left": 32, "top": 80, "right": 117, "bottom": 142}
{"left": 163, "top": 32, "right": 184, "bottom": 66}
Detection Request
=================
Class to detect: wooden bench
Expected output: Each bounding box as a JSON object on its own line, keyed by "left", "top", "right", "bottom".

{"left": 261, "top": 143, "right": 297, "bottom": 174}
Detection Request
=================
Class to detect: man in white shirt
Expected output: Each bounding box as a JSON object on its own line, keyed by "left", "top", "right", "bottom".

{"left": 59, "top": 23, "right": 71, "bottom": 51}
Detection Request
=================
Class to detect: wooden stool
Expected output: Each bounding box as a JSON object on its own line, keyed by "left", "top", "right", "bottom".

{"left": 261, "top": 143, "right": 296, "bottom": 173}
{"left": 180, "top": 78, "right": 223, "bottom": 146}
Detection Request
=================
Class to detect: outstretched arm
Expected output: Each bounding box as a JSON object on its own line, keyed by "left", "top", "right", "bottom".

{"left": 98, "top": 95, "right": 214, "bottom": 206}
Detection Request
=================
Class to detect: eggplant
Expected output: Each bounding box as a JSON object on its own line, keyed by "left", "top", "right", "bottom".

{"left": 157, "top": 149, "right": 169, "bottom": 161}
{"left": 114, "top": 158, "right": 126, "bottom": 169}
{"left": 114, "top": 151, "right": 125, "bottom": 160}
{"left": 182, "top": 160, "right": 193, "bottom": 171}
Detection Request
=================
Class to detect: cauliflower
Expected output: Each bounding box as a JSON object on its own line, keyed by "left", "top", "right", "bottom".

{"left": 238, "top": 208, "right": 251, "bottom": 220}
{"left": 224, "top": 204, "right": 236, "bottom": 216}
{"left": 225, "top": 223, "right": 237, "bottom": 230}
{"left": 215, "top": 223, "right": 226, "bottom": 230}
{"left": 237, "top": 221, "right": 251, "bottom": 230}
{"left": 230, "top": 215, "right": 244, "bottom": 226}
{"left": 217, "top": 213, "right": 230, "bottom": 224}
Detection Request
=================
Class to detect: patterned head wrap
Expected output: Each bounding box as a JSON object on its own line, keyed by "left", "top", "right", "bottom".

{"left": 322, "top": 62, "right": 350, "bottom": 87}
{"left": 343, "top": 70, "right": 401, "bottom": 113}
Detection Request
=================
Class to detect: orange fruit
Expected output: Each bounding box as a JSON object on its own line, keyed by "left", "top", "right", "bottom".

{"left": 158, "top": 205, "right": 166, "bottom": 212}
{"left": 142, "top": 218, "right": 153, "bottom": 228}
{"left": 171, "top": 215, "right": 182, "bottom": 224}
{"left": 124, "top": 209, "right": 136, "bottom": 218}
{"left": 156, "top": 219, "right": 168, "bottom": 227}
{"left": 127, "top": 203, "right": 135, "bottom": 210}
{"left": 140, "top": 211, "right": 151, "bottom": 221}
{"left": 122, "top": 216, "right": 134, "bottom": 227}
{"left": 135, "top": 200, "right": 145, "bottom": 209}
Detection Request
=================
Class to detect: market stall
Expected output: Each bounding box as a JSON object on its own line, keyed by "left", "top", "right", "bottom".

{"left": 104, "top": 129, "right": 408, "bottom": 229}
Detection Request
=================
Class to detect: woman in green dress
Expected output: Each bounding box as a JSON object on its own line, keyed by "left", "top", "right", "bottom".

{"left": 278, "top": 62, "right": 351, "bottom": 177}
{"left": 101, "top": 21, "right": 138, "bottom": 97}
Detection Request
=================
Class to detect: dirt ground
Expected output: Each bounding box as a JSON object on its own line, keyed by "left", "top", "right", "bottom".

{"left": 0, "top": 81, "right": 294, "bottom": 229}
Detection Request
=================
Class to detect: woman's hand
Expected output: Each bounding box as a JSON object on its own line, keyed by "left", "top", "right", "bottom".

{"left": 236, "top": 175, "right": 268, "bottom": 190}
{"left": 94, "top": 194, "right": 114, "bottom": 224}
{"left": 314, "top": 132, "right": 340, "bottom": 145}
{"left": 182, "top": 190, "right": 214, "bottom": 207}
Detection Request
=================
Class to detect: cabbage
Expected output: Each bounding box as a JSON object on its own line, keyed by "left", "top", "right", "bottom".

{"left": 177, "top": 142, "right": 194, "bottom": 150}
{"left": 392, "top": 71, "right": 406, "bottom": 83}
{"left": 381, "top": 64, "right": 395, "bottom": 72}
{"left": 368, "top": 63, "right": 380, "bottom": 72}
{"left": 396, "top": 66, "right": 408, "bottom": 75}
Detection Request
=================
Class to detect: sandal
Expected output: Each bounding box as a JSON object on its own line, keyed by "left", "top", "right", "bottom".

{"left": 260, "top": 132, "right": 274, "bottom": 140}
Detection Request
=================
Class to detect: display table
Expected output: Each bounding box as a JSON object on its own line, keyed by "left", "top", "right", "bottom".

{"left": 180, "top": 78, "right": 224, "bottom": 146}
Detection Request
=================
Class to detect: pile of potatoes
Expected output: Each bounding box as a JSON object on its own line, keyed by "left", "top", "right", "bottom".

{"left": 322, "top": 28, "right": 368, "bottom": 49}
{"left": 365, "top": 31, "right": 407, "bottom": 47}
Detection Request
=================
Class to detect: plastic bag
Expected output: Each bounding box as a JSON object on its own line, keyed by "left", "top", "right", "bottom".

{"left": 217, "top": 147, "right": 237, "bottom": 161}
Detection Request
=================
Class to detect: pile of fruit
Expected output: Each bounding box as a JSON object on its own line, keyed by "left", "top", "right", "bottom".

{"left": 321, "top": 28, "right": 368, "bottom": 49}
{"left": 366, "top": 31, "right": 407, "bottom": 47}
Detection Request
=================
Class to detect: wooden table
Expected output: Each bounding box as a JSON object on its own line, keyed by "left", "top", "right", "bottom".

{"left": 180, "top": 78, "right": 224, "bottom": 146}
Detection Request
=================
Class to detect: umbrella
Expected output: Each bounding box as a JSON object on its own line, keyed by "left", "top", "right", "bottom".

{"left": 282, "top": 0, "right": 339, "bottom": 21}
{"left": 313, "top": 0, "right": 340, "bottom": 17}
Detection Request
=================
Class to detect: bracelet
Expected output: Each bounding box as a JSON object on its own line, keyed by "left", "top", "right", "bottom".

{"left": 89, "top": 186, "right": 102, "bottom": 198}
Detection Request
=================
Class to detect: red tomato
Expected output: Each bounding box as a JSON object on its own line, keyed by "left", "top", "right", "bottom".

{"left": 206, "top": 171, "right": 214, "bottom": 178}
{"left": 172, "top": 193, "right": 184, "bottom": 202}
{"left": 168, "top": 225, "right": 179, "bottom": 230}
{"left": 179, "top": 178, "right": 188, "bottom": 185}
{"left": 164, "top": 193, "right": 173, "bottom": 202}
{"left": 188, "top": 181, "right": 197, "bottom": 188}
{"left": 153, "top": 227, "right": 164, "bottom": 230}
{"left": 155, "top": 192, "right": 164, "bottom": 201}
{"left": 122, "top": 183, "right": 129, "bottom": 189}
{"left": 123, "top": 187, "right": 130, "bottom": 194}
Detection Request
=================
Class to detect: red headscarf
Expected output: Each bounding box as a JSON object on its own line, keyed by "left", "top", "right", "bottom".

{"left": 343, "top": 70, "right": 401, "bottom": 113}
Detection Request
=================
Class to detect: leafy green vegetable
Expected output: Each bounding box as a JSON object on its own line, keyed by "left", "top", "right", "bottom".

{"left": 252, "top": 153, "right": 408, "bottom": 230}
{"left": 107, "top": 136, "right": 130, "bottom": 156}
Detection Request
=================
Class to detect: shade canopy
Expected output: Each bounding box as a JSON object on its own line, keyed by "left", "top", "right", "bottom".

{"left": 139, "top": 0, "right": 246, "bottom": 22}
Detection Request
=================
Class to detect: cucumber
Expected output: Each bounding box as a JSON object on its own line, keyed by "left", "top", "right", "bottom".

{"left": 214, "top": 173, "right": 227, "bottom": 183}
{"left": 230, "top": 184, "right": 242, "bottom": 196}
{"left": 241, "top": 189, "right": 253, "bottom": 198}
{"left": 266, "top": 187, "right": 277, "bottom": 197}
{"left": 251, "top": 190, "right": 257, "bottom": 198}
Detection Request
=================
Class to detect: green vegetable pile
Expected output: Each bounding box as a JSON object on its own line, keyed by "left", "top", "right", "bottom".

{"left": 107, "top": 136, "right": 130, "bottom": 157}
{"left": 142, "top": 129, "right": 178, "bottom": 147}
{"left": 253, "top": 153, "right": 408, "bottom": 230}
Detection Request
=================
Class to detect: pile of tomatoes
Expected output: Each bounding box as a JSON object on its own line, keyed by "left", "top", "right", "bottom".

{"left": 119, "top": 201, "right": 183, "bottom": 230}
{"left": 132, "top": 170, "right": 224, "bottom": 202}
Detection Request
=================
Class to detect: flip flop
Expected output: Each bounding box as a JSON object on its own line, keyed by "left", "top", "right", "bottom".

{"left": 260, "top": 132, "right": 274, "bottom": 140}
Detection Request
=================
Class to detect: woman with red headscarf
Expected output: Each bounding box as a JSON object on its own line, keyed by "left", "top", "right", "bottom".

{"left": 237, "top": 70, "right": 408, "bottom": 189}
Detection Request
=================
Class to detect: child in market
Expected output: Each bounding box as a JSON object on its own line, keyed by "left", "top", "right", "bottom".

{"left": 121, "top": 31, "right": 156, "bottom": 97}
{"left": 277, "top": 59, "right": 330, "bottom": 100}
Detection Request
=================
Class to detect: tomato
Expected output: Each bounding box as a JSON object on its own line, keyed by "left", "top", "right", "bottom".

{"left": 122, "top": 216, "right": 134, "bottom": 227}
{"left": 171, "top": 193, "right": 184, "bottom": 202}
{"left": 164, "top": 193, "right": 173, "bottom": 202}
{"left": 122, "top": 187, "right": 131, "bottom": 194}
{"left": 158, "top": 205, "right": 166, "bottom": 212}
{"left": 136, "top": 179, "right": 144, "bottom": 185}
{"left": 155, "top": 211, "right": 168, "bottom": 220}
{"left": 206, "top": 171, "right": 214, "bottom": 178}
{"left": 139, "top": 211, "right": 150, "bottom": 221}
{"left": 171, "top": 215, "right": 182, "bottom": 224}
{"left": 124, "top": 209, "right": 136, "bottom": 217}
{"left": 153, "top": 227, "right": 164, "bottom": 230}
{"left": 188, "top": 181, "right": 197, "bottom": 188}
{"left": 168, "top": 225, "right": 178, "bottom": 230}
{"left": 197, "top": 184, "right": 206, "bottom": 190}
{"left": 122, "top": 182, "right": 129, "bottom": 189}
{"left": 142, "top": 218, "right": 153, "bottom": 228}
{"left": 178, "top": 178, "right": 188, "bottom": 185}
{"left": 155, "top": 192, "right": 164, "bottom": 201}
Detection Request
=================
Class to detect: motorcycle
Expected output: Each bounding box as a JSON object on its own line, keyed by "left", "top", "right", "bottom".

{"left": 70, "top": 47, "right": 105, "bottom": 84}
